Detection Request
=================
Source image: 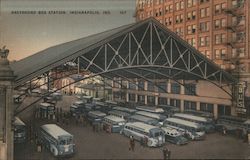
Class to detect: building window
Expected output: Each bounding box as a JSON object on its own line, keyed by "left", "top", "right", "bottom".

{"left": 157, "top": 82, "right": 167, "bottom": 93}
{"left": 129, "top": 93, "right": 135, "bottom": 101}
{"left": 147, "top": 96, "right": 155, "bottom": 105}
{"left": 128, "top": 82, "right": 136, "bottom": 90}
{"left": 200, "top": 21, "right": 209, "bottom": 32}
{"left": 187, "top": 24, "right": 196, "bottom": 34}
{"left": 200, "top": 0, "right": 210, "bottom": 3}
{"left": 180, "top": 1, "right": 184, "bottom": 9}
{"left": 171, "top": 83, "right": 180, "bottom": 94}
{"left": 221, "top": 19, "right": 226, "bottom": 27}
{"left": 147, "top": 81, "right": 155, "bottom": 92}
{"left": 138, "top": 81, "right": 144, "bottom": 91}
{"left": 214, "top": 19, "right": 220, "bottom": 29}
{"left": 170, "top": 99, "right": 181, "bottom": 108}
{"left": 137, "top": 95, "right": 145, "bottom": 104}
{"left": 175, "top": 2, "right": 180, "bottom": 11}
{"left": 215, "top": 4, "right": 220, "bottom": 14}
{"left": 184, "top": 83, "right": 196, "bottom": 95}
{"left": 158, "top": 97, "right": 168, "bottom": 105}
{"left": 188, "top": 0, "right": 196, "bottom": 7}
{"left": 215, "top": 34, "right": 226, "bottom": 44}
{"left": 199, "top": 36, "right": 209, "bottom": 47}
{"left": 205, "top": 50, "right": 210, "bottom": 59}
{"left": 176, "top": 27, "right": 184, "bottom": 36}
{"left": 184, "top": 100, "right": 197, "bottom": 110}
{"left": 214, "top": 49, "right": 227, "bottom": 59}
{"left": 200, "top": 103, "right": 214, "bottom": 113}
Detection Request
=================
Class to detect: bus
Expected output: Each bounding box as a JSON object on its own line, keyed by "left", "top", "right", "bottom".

{"left": 113, "top": 106, "right": 137, "bottom": 114}
{"left": 81, "top": 96, "right": 93, "bottom": 103}
{"left": 216, "top": 115, "right": 247, "bottom": 132}
{"left": 121, "top": 122, "right": 165, "bottom": 147}
{"left": 70, "top": 101, "right": 85, "bottom": 116}
{"left": 128, "top": 115, "right": 160, "bottom": 126}
{"left": 95, "top": 102, "right": 112, "bottom": 114}
{"left": 172, "top": 113, "right": 215, "bottom": 133}
{"left": 161, "top": 126, "right": 188, "bottom": 145}
{"left": 39, "top": 102, "right": 56, "bottom": 119}
{"left": 39, "top": 124, "right": 75, "bottom": 157}
{"left": 163, "top": 118, "right": 205, "bottom": 140}
{"left": 87, "top": 111, "right": 107, "bottom": 124}
{"left": 102, "top": 115, "right": 126, "bottom": 133}
{"left": 157, "top": 104, "right": 180, "bottom": 116}
{"left": 14, "top": 117, "right": 26, "bottom": 143}
{"left": 135, "top": 111, "right": 167, "bottom": 125}
{"left": 136, "top": 106, "right": 164, "bottom": 114}
{"left": 108, "top": 110, "right": 131, "bottom": 120}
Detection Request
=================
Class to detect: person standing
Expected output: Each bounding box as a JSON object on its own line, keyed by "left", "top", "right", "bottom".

{"left": 162, "top": 147, "right": 168, "bottom": 160}
{"left": 131, "top": 136, "right": 135, "bottom": 152}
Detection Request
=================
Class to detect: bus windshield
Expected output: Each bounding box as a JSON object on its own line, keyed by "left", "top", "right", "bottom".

{"left": 59, "top": 138, "right": 72, "bottom": 145}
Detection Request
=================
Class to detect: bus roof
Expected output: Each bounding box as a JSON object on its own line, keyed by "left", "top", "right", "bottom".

{"left": 74, "top": 101, "right": 85, "bottom": 105}
{"left": 108, "top": 110, "right": 131, "bottom": 117}
{"left": 41, "top": 124, "right": 72, "bottom": 140}
{"left": 125, "top": 122, "right": 161, "bottom": 133}
{"left": 82, "top": 96, "right": 93, "bottom": 99}
{"left": 105, "top": 100, "right": 118, "bottom": 105}
{"left": 136, "top": 111, "right": 166, "bottom": 120}
{"left": 14, "top": 117, "right": 26, "bottom": 126}
{"left": 164, "top": 118, "right": 201, "bottom": 128}
{"left": 88, "top": 111, "right": 106, "bottom": 117}
{"left": 136, "top": 106, "right": 164, "bottom": 113}
{"left": 173, "top": 113, "right": 209, "bottom": 122}
{"left": 113, "top": 106, "right": 137, "bottom": 113}
{"left": 161, "top": 126, "right": 181, "bottom": 136}
{"left": 129, "top": 114, "right": 158, "bottom": 123}
{"left": 104, "top": 115, "right": 125, "bottom": 122}
{"left": 39, "top": 102, "right": 54, "bottom": 107}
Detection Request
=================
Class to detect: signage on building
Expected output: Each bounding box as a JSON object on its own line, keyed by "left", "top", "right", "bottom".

{"left": 235, "top": 82, "right": 247, "bottom": 114}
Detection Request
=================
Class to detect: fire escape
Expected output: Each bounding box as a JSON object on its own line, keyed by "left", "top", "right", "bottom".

{"left": 224, "top": 0, "right": 246, "bottom": 76}
{"left": 224, "top": 0, "right": 247, "bottom": 116}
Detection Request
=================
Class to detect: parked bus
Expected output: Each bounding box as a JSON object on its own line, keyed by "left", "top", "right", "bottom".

{"left": 161, "top": 126, "right": 188, "bottom": 145}
{"left": 136, "top": 106, "right": 164, "bottom": 114}
{"left": 14, "top": 117, "right": 26, "bottom": 143}
{"left": 216, "top": 115, "right": 247, "bottom": 132}
{"left": 95, "top": 102, "right": 112, "bottom": 114}
{"left": 108, "top": 110, "right": 131, "bottom": 120}
{"left": 102, "top": 115, "right": 126, "bottom": 133}
{"left": 158, "top": 104, "right": 180, "bottom": 116}
{"left": 70, "top": 101, "right": 85, "bottom": 116}
{"left": 163, "top": 118, "right": 205, "bottom": 140}
{"left": 121, "top": 122, "right": 165, "bottom": 147}
{"left": 81, "top": 96, "right": 93, "bottom": 103}
{"left": 128, "top": 115, "right": 160, "bottom": 126}
{"left": 113, "top": 106, "right": 137, "bottom": 114}
{"left": 39, "top": 124, "right": 75, "bottom": 157}
{"left": 135, "top": 111, "right": 167, "bottom": 125}
{"left": 39, "top": 102, "right": 56, "bottom": 119}
{"left": 184, "top": 109, "right": 214, "bottom": 119}
{"left": 172, "top": 113, "right": 215, "bottom": 133}
{"left": 87, "top": 111, "right": 107, "bottom": 124}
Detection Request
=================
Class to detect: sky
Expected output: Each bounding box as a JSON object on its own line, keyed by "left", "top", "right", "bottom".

{"left": 0, "top": 0, "right": 136, "bottom": 60}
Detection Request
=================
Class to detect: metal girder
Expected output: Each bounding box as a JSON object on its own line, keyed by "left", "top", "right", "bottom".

{"left": 13, "top": 18, "right": 236, "bottom": 101}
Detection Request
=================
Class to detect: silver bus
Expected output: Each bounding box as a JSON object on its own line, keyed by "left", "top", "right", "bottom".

{"left": 102, "top": 115, "right": 126, "bottom": 133}
{"left": 161, "top": 126, "right": 188, "bottom": 145}
{"left": 70, "top": 101, "right": 85, "bottom": 116}
{"left": 108, "top": 110, "right": 131, "bottom": 120}
{"left": 87, "top": 111, "right": 107, "bottom": 124}
{"left": 136, "top": 106, "right": 164, "bottom": 113}
{"left": 39, "top": 124, "right": 75, "bottom": 157}
{"left": 14, "top": 117, "right": 26, "bottom": 143}
{"left": 121, "top": 122, "right": 165, "bottom": 147}
{"left": 158, "top": 104, "right": 180, "bottom": 116}
{"left": 135, "top": 111, "right": 167, "bottom": 125}
{"left": 39, "top": 102, "right": 56, "bottom": 118}
{"left": 163, "top": 118, "right": 205, "bottom": 140}
{"left": 172, "top": 113, "right": 215, "bottom": 133}
{"left": 128, "top": 114, "right": 160, "bottom": 126}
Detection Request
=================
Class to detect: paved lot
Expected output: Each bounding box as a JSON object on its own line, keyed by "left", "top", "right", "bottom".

{"left": 14, "top": 95, "right": 250, "bottom": 159}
